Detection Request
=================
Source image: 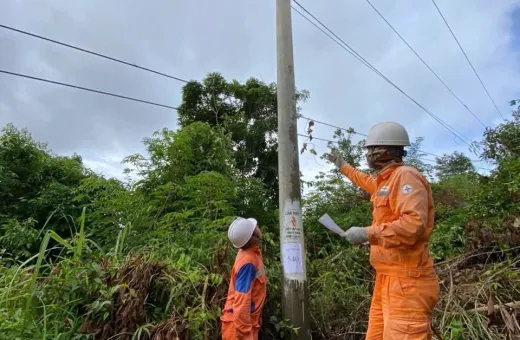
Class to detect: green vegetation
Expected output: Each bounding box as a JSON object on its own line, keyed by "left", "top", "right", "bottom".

{"left": 0, "top": 73, "right": 519, "bottom": 339}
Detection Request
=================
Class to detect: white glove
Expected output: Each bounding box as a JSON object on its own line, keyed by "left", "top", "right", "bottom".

{"left": 341, "top": 227, "right": 368, "bottom": 245}
{"left": 325, "top": 151, "right": 344, "bottom": 169}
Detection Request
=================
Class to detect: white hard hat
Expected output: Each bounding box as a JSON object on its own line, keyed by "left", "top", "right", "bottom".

{"left": 228, "top": 217, "right": 258, "bottom": 248}
{"left": 365, "top": 122, "right": 410, "bottom": 147}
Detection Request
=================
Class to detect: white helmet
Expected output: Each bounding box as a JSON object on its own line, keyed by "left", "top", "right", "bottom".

{"left": 228, "top": 217, "right": 257, "bottom": 248}
{"left": 365, "top": 122, "right": 410, "bottom": 147}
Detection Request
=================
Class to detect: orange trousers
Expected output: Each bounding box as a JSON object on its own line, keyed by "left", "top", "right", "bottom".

{"left": 221, "top": 322, "right": 259, "bottom": 340}
{"left": 366, "top": 273, "right": 439, "bottom": 340}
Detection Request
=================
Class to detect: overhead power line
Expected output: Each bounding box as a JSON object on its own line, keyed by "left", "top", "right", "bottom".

{"left": 3, "top": 22, "right": 479, "bottom": 157}
{"left": 430, "top": 0, "right": 505, "bottom": 120}
{"left": 0, "top": 69, "right": 179, "bottom": 110}
{"left": 362, "top": 0, "right": 486, "bottom": 128}
{"left": 0, "top": 67, "right": 455, "bottom": 163}
{"left": 1, "top": 66, "right": 477, "bottom": 162}
{"left": 0, "top": 24, "right": 190, "bottom": 84}
{"left": 2, "top": 22, "right": 472, "bottom": 145}
{"left": 1, "top": 24, "right": 329, "bottom": 134}
{"left": 291, "top": 1, "right": 473, "bottom": 147}
{"left": 297, "top": 134, "right": 490, "bottom": 171}
{"left": 1, "top": 69, "right": 488, "bottom": 169}
{"left": 298, "top": 133, "right": 338, "bottom": 144}
{"left": 298, "top": 117, "right": 485, "bottom": 162}
{"left": 299, "top": 114, "right": 368, "bottom": 136}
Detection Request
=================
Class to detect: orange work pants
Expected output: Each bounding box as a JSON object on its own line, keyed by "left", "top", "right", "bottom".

{"left": 221, "top": 322, "right": 259, "bottom": 340}
{"left": 366, "top": 273, "right": 439, "bottom": 340}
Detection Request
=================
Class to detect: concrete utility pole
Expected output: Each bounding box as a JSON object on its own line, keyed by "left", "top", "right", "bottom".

{"left": 275, "top": 0, "right": 310, "bottom": 339}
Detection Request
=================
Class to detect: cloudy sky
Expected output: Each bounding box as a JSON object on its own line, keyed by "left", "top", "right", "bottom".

{"left": 1, "top": 0, "right": 519, "bottom": 182}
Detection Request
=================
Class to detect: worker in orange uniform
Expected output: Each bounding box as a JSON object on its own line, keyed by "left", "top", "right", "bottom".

{"left": 326, "top": 122, "right": 439, "bottom": 339}
{"left": 221, "top": 217, "right": 267, "bottom": 340}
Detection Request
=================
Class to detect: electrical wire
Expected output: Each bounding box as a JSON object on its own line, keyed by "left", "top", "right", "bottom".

{"left": 430, "top": 0, "right": 505, "bottom": 120}
{"left": 299, "top": 117, "right": 484, "bottom": 162}
{"left": 297, "top": 134, "right": 491, "bottom": 171}
{"left": 2, "top": 65, "right": 480, "bottom": 163}
{"left": 298, "top": 133, "right": 338, "bottom": 144}
{"left": 299, "top": 115, "right": 368, "bottom": 136}
{"left": 0, "top": 69, "right": 179, "bottom": 110}
{"left": 362, "top": 0, "right": 486, "bottom": 128}
{"left": 291, "top": 1, "right": 473, "bottom": 147}
{"left": 0, "top": 24, "right": 190, "bottom": 84}
{"left": 2, "top": 22, "right": 473, "bottom": 146}
{"left": 0, "top": 24, "right": 335, "bottom": 136}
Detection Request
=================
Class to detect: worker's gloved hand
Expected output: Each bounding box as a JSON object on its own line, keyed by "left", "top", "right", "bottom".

{"left": 342, "top": 227, "right": 368, "bottom": 245}
{"left": 325, "top": 150, "right": 344, "bottom": 169}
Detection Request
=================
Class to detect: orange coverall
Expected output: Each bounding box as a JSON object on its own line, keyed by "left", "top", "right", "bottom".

{"left": 221, "top": 246, "right": 267, "bottom": 340}
{"left": 341, "top": 163, "right": 439, "bottom": 339}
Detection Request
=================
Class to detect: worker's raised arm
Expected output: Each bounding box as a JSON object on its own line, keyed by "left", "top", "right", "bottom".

{"left": 232, "top": 263, "right": 256, "bottom": 340}
{"left": 340, "top": 163, "right": 377, "bottom": 195}
{"left": 365, "top": 169, "right": 429, "bottom": 248}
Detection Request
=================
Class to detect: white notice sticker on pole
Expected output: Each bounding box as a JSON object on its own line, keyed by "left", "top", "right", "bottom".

{"left": 283, "top": 200, "right": 303, "bottom": 243}
{"left": 318, "top": 214, "right": 345, "bottom": 236}
{"left": 282, "top": 243, "right": 303, "bottom": 274}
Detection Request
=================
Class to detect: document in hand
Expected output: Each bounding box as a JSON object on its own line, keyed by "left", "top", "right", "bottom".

{"left": 318, "top": 214, "right": 345, "bottom": 236}
{"left": 318, "top": 214, "right": 370, "bottom": 245}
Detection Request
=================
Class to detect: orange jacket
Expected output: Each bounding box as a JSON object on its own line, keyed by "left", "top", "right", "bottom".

{"left": 221, "top": 246, "right": 267, "bottom": 339}
{"left": 341, "top": 163, "right": 436, "bottom": 279}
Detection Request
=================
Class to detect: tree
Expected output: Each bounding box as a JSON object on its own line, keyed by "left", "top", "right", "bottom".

{"left": 0, "top": 124, "right": 92, "bottom": 257}
{"left": 177, "top": 72, "right": 309, "bottom": 200}
{"left": 434, "top": 151, "right": 475, "bottom": 179}
{"left": 404, "top": 137, "right": 434, "bottom": 180}
{"left": 481, "top": 102, "right": 520, "bottom": 162}
{"left": 123, "top": 122, "right": 234, "bottom": 191}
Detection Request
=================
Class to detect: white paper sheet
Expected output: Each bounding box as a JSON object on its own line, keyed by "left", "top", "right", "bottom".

{"left": 318, "top": 214, "right": 345, "bottom": 235}
{"left": 319, "top": 214, "right": 369, "bottom": 245}
{"left": 282, "top": 243, "right": 303, "bottom": 274}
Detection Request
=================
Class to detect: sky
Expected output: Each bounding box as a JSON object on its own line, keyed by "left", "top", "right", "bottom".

{"left": 1, "top": 0, "right": 519, "bottom": 182}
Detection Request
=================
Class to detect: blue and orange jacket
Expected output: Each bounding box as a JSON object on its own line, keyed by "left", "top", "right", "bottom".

{"left": 221, "top": 245, "right": 267, "bottom": 338}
